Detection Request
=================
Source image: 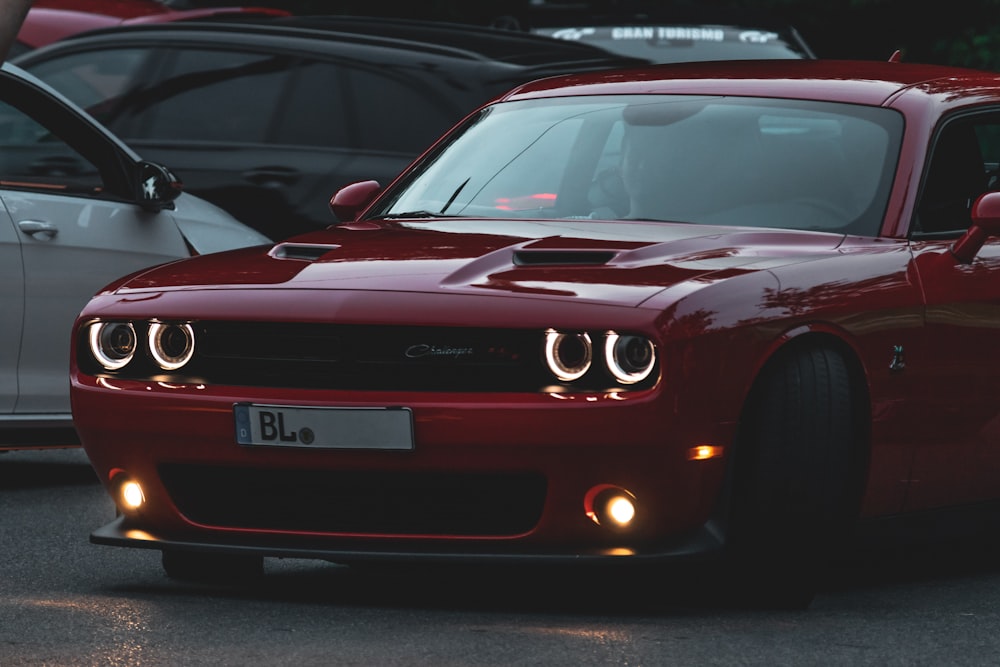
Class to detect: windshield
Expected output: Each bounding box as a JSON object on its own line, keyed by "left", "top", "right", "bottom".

{"left": 371, "top": 94, "right": 903, "bottom": 237}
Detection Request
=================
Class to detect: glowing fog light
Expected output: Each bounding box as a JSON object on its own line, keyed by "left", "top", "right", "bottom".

{"left": 604, "top": 332, "right": 656, "bottom": 384}
{"left": 121, "top": 481, "right": 145, "bottom": 510}
{"left": 88, "top": 321, "right": 137, "bottom": 370}
{"left": 544, "top": 329, "right": 592, "bottom": 381}
{"left": 148, "top": 322, "right": 195, "bottom": 370}
{"left": 606, "top": 496, "right": 636, "bottom": 525}
{"left": 586, "top": 485, "right": 638, "bottom": 529}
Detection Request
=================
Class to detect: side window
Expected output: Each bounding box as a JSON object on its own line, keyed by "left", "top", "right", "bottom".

{"left": 139, "top": 49, "right": 292, "bottom": 143}
{"left": 26, "top": 48, "right": 152, "bottom": 128}
{"left": 0, "top": 98, "right": 102, "bottom": 195}
{"left": 916, "top": 116, "right": 994, "bottom": 235}
{"left": 347, "top": 68, "right": 458, "bottom": 154}
{"left": 976, "top": 123, "right": 1000, "bottom": 188}
{"left": 271, "top": 60, "right": 351, "bottom": 149}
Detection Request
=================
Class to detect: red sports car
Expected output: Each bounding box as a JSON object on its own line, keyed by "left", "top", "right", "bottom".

{"left": 70, "top": 57, "right": 1000, "bottom": 606}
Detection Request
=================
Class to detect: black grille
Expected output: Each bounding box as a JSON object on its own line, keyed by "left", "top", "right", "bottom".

{"left": 159, "top": 464, "right": 547, "bottom": 536}
{"left": 192, "top": 322, "right": 546, "bottom": 391}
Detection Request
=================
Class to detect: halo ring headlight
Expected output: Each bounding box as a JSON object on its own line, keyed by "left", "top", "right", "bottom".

{"left": 148, "top": 322, "right": 195, "bottom": 371}
{"left": 605, "top": 332, "right": 656, "bottom": 385}
{"left": 88, "top": 321, "right": 137, "bottom": 370}
{"left": 544, "top": 329, "right": 593, "bottom": 382}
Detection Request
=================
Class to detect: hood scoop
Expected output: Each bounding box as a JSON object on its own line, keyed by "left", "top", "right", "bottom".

{"left": 512, "top": 249, "right": 617, "bottom": 266}
{"left": 270, "top": 243, "right": 341, "bottom": 261}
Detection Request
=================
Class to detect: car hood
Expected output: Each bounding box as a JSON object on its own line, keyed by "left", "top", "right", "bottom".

{"left": 168, "top": 193, "right": 270, "bottom": 255}
{"left": 118, "top": 218, "right": 847, "bottom": 307}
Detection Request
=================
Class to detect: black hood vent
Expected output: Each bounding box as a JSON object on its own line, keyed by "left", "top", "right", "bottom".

{"left": 512, "top": 249, "right": 617, "bottom": 266}
{"left": 270, "top": 243, "right": 340, "bottom": 261}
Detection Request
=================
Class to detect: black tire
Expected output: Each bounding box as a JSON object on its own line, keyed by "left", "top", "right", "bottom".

{"left": 161, "top": 550, "right": 264, "bottom": 584}
{"left": 727, "top": 343, "right": 864, "bottom": 608}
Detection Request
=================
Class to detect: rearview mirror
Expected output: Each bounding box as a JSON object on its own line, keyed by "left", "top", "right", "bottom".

{"left": 952, "top": 191, "right": 1000, "bottom": 263}
{"left": 137, "top": 161, "right": 182, "bottom": 211}
{"left": 329, "top": 180, "right": 381, "bottom": 222}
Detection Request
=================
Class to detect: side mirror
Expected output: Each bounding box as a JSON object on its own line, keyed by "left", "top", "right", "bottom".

{"left": 329, "top": 180, "right": 381, "bottom": 222}
{"left": 137, "top": 161, "right": 182, "bottom": 211}
{"left": 952, "top": 191, "right": 1000, "bottom": 263}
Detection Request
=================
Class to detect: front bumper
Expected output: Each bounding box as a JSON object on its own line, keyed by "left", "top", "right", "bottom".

{"left": 74, "top": 372, "right": 734, "bottom": 558}
{"left": 92, "top": 515, "right": 727, "bottom": 564}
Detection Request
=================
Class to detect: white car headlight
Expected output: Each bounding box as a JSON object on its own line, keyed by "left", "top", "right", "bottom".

{"left": 604, "top": 332, "right": 656, "bottom": 384}
{"left": 88, "top": 321, "right": 137, "bottom": 370}
{"left": 148, "top": 322, "right": 195, "bottom": 371}
{"left": 544, "top": 329, "right": 592, "bottom": 381}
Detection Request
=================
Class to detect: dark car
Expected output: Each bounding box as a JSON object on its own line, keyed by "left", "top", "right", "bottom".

{"left": 69, "top": 56, "right": 1000, "bottom": 607}
{"left": 13, "top": 16, "right": 645, "bottom": 240}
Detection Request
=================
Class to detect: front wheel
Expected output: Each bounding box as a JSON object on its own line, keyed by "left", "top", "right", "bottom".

{"left": 726, "top": 343, "right": 865, "bottom": 608}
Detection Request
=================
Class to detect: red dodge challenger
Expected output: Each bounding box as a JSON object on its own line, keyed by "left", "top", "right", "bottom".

{"left": 69, "top": 57, "right": 1000, "bottom": 606}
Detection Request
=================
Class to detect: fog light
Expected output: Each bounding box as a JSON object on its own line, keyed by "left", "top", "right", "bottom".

{"left": 585, "top": 485, "right": 637, "bottom": 529}
{"left": 606, "top": 495, "right": 635, "bottom": 525}
{"left": 118, "top": 480, "right": 145, "bottom": 511}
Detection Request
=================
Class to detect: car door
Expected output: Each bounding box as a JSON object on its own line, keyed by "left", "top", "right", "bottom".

{"left": 0, "top": 194, "right": 22, "bottom": 414}
{"left": 908, "top": 111, "right": 1000, "bottom": 508}
{"left": 0, "top": 68, "right": 189, "bottom": 417}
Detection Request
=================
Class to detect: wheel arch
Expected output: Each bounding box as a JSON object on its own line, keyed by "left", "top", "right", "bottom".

{"left": 712, "top": 328, "right": 873, "bottom": 537}
{"left": 748, "top": 327, "right": 872, "bottom": 447}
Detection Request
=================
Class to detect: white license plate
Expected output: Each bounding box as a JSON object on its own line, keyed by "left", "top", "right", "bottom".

{"left": 234, "top": 403, "right": 414, "bottom": 450}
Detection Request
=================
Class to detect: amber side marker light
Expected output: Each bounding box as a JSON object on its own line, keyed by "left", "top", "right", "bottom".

{"left": 687, "top": 445, "right": 724, "bottom": 461}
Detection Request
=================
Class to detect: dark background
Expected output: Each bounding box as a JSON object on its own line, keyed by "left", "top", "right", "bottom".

{"left": 169, "top": 0, "right": 1000, "bottom": 70}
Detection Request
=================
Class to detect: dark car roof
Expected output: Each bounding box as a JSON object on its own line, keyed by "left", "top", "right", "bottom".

{"left": 501, "top": 58, "right": 1000, "bottom": 107}
{"left": 23, "top": 14, "right": 648, "bottom": 72}
{"left": 264, "top": 15, "right": 650, "bottom": 67}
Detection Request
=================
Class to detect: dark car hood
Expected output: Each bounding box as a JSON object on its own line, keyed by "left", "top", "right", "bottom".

{"left": 117, "top": 219, "right": 846, "bottom": 307}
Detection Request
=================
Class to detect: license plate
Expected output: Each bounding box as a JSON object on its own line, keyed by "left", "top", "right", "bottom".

{"left": 234, "top": 403, "right": 414, "bottom": 450}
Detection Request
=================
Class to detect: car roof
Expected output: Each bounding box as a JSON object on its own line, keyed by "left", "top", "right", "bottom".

{"left": 500, "top": 58, "right": 1000, "bottom": 107}
{"left": 264, "top": 15, "right": 649, "bottom": 66}
{"left": 24, "top": 14, "right": 648, "bottom": 71}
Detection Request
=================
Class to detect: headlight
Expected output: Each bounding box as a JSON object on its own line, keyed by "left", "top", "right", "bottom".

{"left": 148, "top": 322, "right": 195, "bottom": 370}
{"left": 88, "top": 321, "right": 137, "bottom": 370}
{"left": 604, "top": 332, "right": 656, "bottom": 384}
{"left": 544, "top": 329, "right": 592, "bottom": 381}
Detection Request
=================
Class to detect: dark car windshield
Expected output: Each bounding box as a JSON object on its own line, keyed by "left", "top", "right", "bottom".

{"left": 371, "top": 94, "right": 903, "bottom": 237}
{"left": 532, "top": 25, "right": 813, "bottom": 62}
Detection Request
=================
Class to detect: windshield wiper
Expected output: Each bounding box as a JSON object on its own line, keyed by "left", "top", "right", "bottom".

{"left": 381, "top": 210, "right": 461, "bottom": 219}
{"left": 383, "top": 178, "right": 472, "bottom": 220}
{"left": 440, "top": 177, "right": 470, "bottom": 214}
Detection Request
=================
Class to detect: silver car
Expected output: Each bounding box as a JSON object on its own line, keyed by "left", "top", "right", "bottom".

{"left": 0, "top": 62, "right": 269, "bottom": 449}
